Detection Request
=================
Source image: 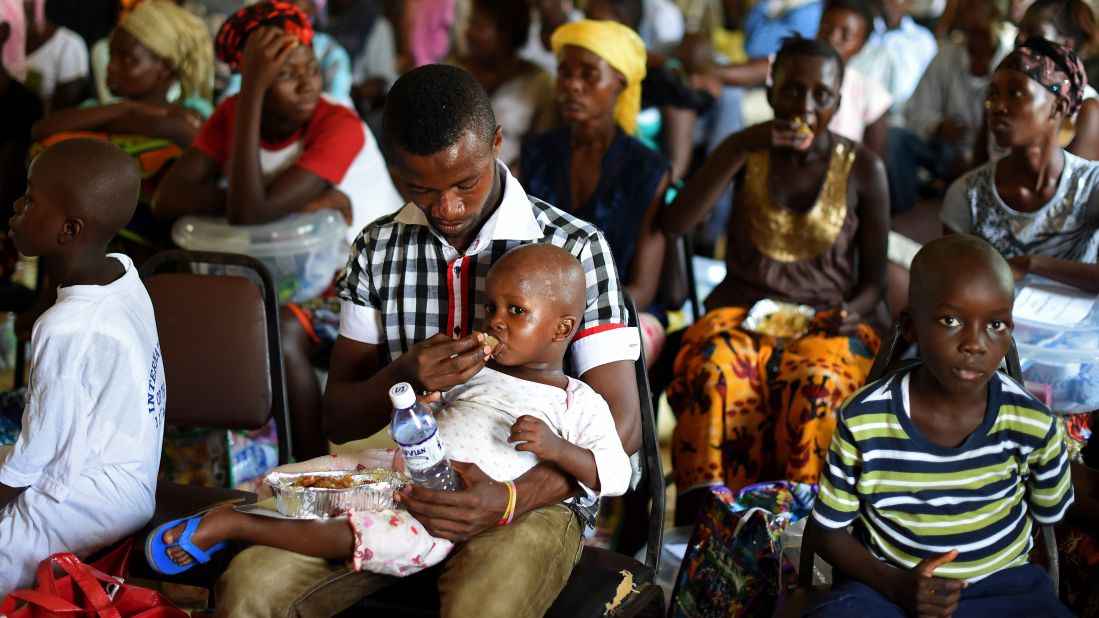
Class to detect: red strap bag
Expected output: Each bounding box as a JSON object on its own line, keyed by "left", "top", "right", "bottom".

{"left": 0, "top": 546, "right": 187, "bottom": 618}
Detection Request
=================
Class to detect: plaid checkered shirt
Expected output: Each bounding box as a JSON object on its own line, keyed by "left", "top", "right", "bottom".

{"left": 335, "top": 163, "right": 641, "bottom": 374}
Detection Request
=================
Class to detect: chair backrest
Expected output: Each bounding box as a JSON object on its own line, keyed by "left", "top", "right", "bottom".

{"left": 140, "top": 249, "right": 292, "bottom": 465}
{"left": 659, "top": 233, "right": 702, "bottom": 321}
{"left": 623, "top": 293, "right": 666, "bottom": 574}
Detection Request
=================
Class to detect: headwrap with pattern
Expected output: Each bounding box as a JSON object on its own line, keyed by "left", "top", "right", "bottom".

{"left": 551, "top": 20, "right": 647, "bottom": 136}
{"left": 215, "top": 1, "right": 314, "bottom": 71}
{"left": 997, "top": 36, "right": 1088, "bottom": 116}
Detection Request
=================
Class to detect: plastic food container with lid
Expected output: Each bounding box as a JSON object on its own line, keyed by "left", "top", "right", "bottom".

{"left": 1013, "top": 279, "right": 1099, "bottom": 414}
{"left": 171, "top": 210, "right": 350, "bottom": 304}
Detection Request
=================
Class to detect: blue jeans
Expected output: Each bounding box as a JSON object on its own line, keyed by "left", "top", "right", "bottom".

{"left": 886, "top": 127, "right": 960, "bottom": 215}
{"left": 803, "top": 563, "right": 1072, "bottom": 618}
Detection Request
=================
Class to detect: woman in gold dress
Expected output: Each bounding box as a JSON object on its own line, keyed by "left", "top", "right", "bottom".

{"left": 663, "top": 37, "right": 889, "bottom": 523}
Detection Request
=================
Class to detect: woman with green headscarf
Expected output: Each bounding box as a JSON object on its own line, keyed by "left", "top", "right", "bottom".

{"left": 520, "top": 18, "right": 671, "bottom": 365}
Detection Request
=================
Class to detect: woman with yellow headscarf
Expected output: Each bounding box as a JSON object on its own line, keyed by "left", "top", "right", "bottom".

{"left": 520, "top": 18, "right": 671, "bottom": 366}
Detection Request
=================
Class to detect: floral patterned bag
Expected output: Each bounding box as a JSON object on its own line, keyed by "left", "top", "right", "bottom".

{"left": 669, "top": 481, "right": 816, "bottom": 618}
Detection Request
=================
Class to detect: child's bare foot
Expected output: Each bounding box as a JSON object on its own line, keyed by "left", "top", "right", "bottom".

{"left": 163, "top": 505, "right": 233, "bottom": 566}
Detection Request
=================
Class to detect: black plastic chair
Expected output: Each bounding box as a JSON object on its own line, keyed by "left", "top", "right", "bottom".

{"left": 123, "top": 249, "right": 293, "bottom": 589}
{"left": 779, "top": 323, "right": 1060, "bottom": 616}
{"left": 347, "top": 293, "right": 667, "bottom": 617}
{"left": 660, "top": 233, "right": 702, "bottom": 323}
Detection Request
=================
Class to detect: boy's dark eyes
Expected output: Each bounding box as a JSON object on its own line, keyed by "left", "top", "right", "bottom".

{"left": 936, "top": 316, "right": 1011, "bottom": 331}
{"left": 484, "top": 303, "right": 523, "bottom": 315}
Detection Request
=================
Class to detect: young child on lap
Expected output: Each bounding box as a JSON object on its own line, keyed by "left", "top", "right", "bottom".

{"left": 146, "top": 243, "right": 631, "bottom": 577}
{"left": 805, "top": 235, "right": 1075, "bottom": 617}
{"left": 0, "top": 139, "right": 166, "bottom": 594}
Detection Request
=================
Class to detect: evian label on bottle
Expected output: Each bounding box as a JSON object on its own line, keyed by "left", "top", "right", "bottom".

{"left": 397, "top": 429, "right": 446, "bottom": 470}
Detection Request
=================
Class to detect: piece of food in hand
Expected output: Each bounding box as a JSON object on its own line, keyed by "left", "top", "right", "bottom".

{"left": 482, "top": 334, "right": 500, "bottom": 355}
{"left": 793, "top": 116, "right": 813, "bottom": 137}
{"left": 792, "top": 116, "right": 814, "bottom": 150}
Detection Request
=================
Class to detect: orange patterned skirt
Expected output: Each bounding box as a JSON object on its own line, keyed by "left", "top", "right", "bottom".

{"left": 669, "top": 307, "right": 880, "bottom": 494}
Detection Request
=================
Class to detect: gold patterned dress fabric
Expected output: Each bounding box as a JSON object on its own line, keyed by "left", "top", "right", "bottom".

{"left": 743, "top": 140, "right": 855, "bottom": 263}
{"left": 670, "top": 138, "right": 879, "bottom": 496}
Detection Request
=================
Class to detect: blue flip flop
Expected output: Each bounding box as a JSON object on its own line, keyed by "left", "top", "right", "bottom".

{"left": 144, "top": 512, "right": 227, "bottom": 575}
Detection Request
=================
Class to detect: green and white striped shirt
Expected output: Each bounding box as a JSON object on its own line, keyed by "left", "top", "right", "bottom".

{"left": 812, "top": 367, "right": 1074, "bottom": 581}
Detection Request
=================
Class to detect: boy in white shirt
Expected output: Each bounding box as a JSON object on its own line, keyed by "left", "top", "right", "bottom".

{"left": 0, "top": 138, "right": 166, "bottom": 594}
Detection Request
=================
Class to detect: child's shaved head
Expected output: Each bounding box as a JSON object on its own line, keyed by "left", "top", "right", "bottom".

{"left": 32, "top": 139, "right": 140, "bottom": 244}
{"left": 909, "top": 235, "right": 1015, "bottom": 316}
{"left": 491, "top": 243, "right": 587, "bottom": 327}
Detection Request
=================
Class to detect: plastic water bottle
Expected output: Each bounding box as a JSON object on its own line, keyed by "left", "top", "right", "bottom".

{"left": 389, "top": 382, "right": 459, "bottom": 491}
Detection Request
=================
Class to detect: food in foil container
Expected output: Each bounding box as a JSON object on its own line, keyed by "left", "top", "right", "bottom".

{"left": 742, "top": 300, "right": 815, "bottom": 339}
{"left": 292, "top": 474, "right": 362, "bottom": 489}
{"left": 266, "top": 469, "right": 409, "bottom": 518}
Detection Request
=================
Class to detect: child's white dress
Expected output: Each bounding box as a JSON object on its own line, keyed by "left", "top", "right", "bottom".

{"left": 273, "top": 367, "right": 631, "bottom": 576}
{"left": 0, "top": 255, "right": 166, "bottom": 594}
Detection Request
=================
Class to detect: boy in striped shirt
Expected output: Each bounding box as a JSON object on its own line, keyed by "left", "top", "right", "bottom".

{"left": 806, "top": 235, "right": 1074, "bottom": 617}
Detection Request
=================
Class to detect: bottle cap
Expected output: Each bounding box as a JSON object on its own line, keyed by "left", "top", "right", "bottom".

{"left": 389, "top": 382, "right": 416, "bottom": 409}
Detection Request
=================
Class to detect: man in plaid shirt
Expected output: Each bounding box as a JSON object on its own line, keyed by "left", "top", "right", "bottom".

{"left": 214, "top": 65, "right": 643, "bottom": 617}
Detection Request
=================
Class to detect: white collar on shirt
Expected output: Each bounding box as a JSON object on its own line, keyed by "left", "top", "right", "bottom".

{"left": 56, "top": 253, "right": 134, "bottom": 300}
{"left": 392, "top": 161, "right": 543, "bottom": 254}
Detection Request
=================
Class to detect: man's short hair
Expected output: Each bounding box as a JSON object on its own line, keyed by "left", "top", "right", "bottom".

{"left": 774, "top": 35, "right": 846, "bottom": 86}
{"left": 382, "top": 64, "right": 497, "bottom": 157}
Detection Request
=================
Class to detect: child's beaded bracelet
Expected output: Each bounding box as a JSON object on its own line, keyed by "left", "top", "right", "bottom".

{"left": 497, "top": 480, "right": 517, "bottom": 526}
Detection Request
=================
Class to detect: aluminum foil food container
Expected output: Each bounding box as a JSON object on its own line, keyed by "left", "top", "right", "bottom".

{"left": 265, "top": 469, "right": 409, "bottom": 519}
{"left": 742, "top": 299, "right": 816, "bottom": 339}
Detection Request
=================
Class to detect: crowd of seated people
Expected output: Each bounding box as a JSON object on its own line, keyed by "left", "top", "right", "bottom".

{"left": 0, "top": 0, "right": 1098, "bottom": 616}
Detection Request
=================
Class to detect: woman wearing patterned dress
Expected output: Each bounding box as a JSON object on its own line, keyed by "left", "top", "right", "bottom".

{"left": 662, "top": 36, "right": 888, "bottom": 524}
